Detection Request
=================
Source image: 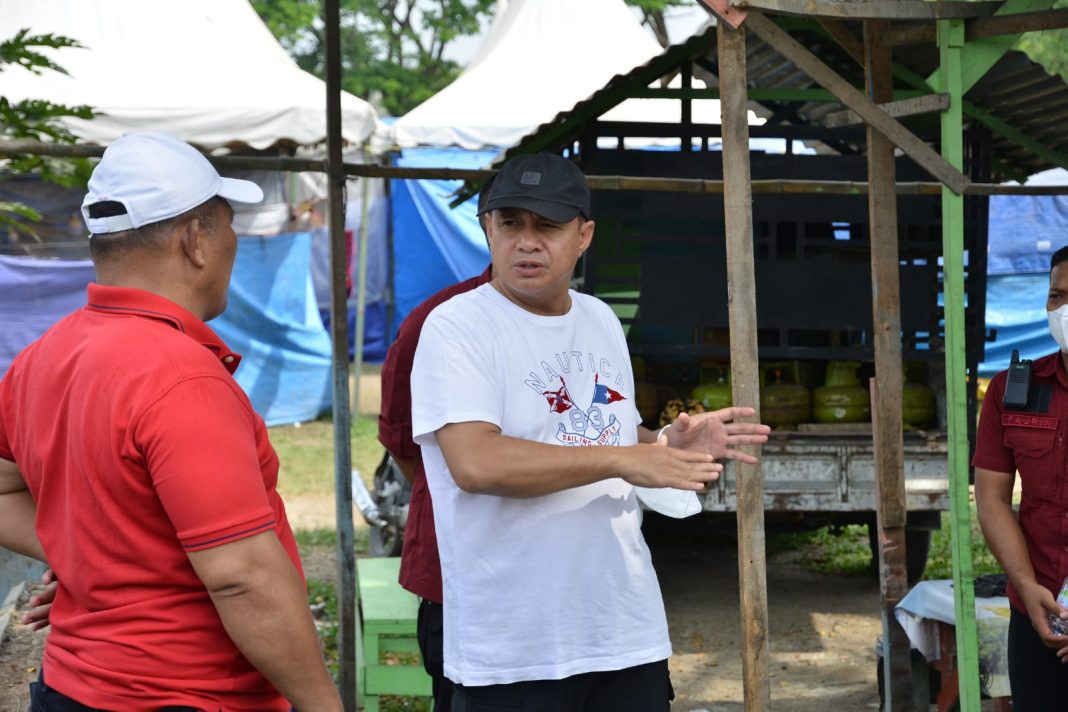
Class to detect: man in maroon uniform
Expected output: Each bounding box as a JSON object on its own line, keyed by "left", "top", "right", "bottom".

{"left": 975, "top": 245, "right": 1068, "bottom": 710}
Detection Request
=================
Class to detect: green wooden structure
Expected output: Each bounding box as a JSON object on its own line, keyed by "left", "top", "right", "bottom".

{"left": 354, "top": 557, "right": 432, "bottom": 712}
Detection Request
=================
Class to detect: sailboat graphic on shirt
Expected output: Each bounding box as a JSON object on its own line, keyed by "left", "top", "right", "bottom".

{"left": 543, "top": 374, "right": 625, "bottom": 446}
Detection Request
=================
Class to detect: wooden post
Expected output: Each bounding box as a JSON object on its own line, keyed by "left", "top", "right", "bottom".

{"left": 717, "top": 20, "right": 771, "bottom": 711}
{"left": 863, "top": 21, "right": 912, "bottom": 711}
{"left": 324, "top": 0, "right": 357, "bottom": 707}
{"left": 938, "top": 18, "right": 982, "bottom": 712}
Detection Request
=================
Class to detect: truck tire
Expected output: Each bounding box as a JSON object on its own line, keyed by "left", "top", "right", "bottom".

{"left": 868, "top": 525, "right": 933, "bottom": 584}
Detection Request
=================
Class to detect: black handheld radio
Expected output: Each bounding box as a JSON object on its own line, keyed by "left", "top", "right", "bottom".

{"left": 1003, "top": 349, "right": 1032, "bottom": 410}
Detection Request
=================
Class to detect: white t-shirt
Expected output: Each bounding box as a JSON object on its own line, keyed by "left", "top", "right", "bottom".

{"left": 411, "top": 283, "right": 671, "bottom": 686}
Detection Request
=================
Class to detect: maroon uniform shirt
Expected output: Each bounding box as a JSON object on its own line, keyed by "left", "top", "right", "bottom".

{"left": 378, "top": 267, "right": 492, "bottom": 602}
{"left": 973, "top": 351, "right": 1068, "bottom": 614}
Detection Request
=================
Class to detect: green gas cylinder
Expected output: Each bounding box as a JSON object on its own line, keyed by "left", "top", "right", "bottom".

{"left": 760, "top": 361, "right": 811, "bottom": 428}
{"left": 813, "top": 361, "right": 871, "bottom": 423}
{"left": 691, "top": 362, "right": 732, "bottom": 412}
{"left": 902, "top": 362, "right": 935, "bottom": 428}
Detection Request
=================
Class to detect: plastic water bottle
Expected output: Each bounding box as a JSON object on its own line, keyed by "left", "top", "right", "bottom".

{"left": 1049, "top": 577, "right": 1068, "bottom": 636}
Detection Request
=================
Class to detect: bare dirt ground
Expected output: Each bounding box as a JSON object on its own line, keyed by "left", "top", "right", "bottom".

{"left": 5, "top": 527, "right": 995, "bottom": 711}
{"left": 0, "top": 584, "right": 47, "bottom": 712}
{"left": 644, "top": 521, "right": 884, "bottom": 711}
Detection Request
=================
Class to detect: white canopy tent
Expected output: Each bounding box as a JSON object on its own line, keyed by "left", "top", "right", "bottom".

{"left": 391, "top": 0, "right": 766, "bottom": 151}
{"left": 391, "top": 0, "right": 666, "bottom": 149}
{"left": 0, "top": 0, "right": 377, "bottom": 149}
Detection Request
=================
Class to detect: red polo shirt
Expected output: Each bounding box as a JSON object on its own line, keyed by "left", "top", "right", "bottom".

{"left": 973, "top": 351, "right": 1068, "bottom": 614}
{"left": 0, "top": 284, "right": 300, "bottom": 711}
{"left": 379, "top": 267, "right": 492, "bottom": 603}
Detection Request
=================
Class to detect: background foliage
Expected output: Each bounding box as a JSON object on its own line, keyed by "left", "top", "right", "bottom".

{"left": 251, "top": 0, "right": 688, "bottom": 117}
{"left": 0, "top": 29, "right": 93, "bottom": 239}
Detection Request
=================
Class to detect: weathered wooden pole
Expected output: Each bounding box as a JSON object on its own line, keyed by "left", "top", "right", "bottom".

{"left": 863, "top": 20, "right": 912, "bottom": 712}
{"left": 938, "top": 17, "right": 982, "bottom": 712}
{"left": 717, "top": 18, "right": 771, "bottom": 711}
{"left": 324, "top": 0, "right": 358, "bottom": 707}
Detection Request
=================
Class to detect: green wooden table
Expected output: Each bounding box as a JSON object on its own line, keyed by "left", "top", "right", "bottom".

{"left": 356, "top": 557, "right": 432, "bottom": 711}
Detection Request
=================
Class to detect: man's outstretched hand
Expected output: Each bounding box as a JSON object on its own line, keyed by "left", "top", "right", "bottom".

{"left": 658, "top": 407, "right": 771, "bottom": 464}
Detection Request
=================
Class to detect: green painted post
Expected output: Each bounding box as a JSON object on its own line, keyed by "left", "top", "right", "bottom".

{"left": 938, "top": 18, "right": 982, "bottom": 712}
{"left": 928, "top": 0, "right": 1055, "bottom": 94}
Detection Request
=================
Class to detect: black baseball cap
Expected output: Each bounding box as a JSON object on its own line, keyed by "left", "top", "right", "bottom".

{"left": 478, "top": 152, "right": 590, "bottom": 223}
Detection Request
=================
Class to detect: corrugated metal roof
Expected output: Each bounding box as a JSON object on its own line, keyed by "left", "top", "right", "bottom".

{"left": 496, "top": 18, "right": 1068, "bottom": 182}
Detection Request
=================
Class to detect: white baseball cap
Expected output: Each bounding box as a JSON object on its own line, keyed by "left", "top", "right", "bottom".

{"left": 81, "top": 132, "right": 264, "bottom": 235}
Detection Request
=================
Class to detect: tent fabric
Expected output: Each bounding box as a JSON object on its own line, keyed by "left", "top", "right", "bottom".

{"left": 0, "top": 0, "right": 376, "bottom": 149}
{"left": 980, "top": 273, "right": 1056, "bottom": 377}
{"left": 0, "top": 255, "right": 96, "bottom": 374}
{"left": 205, "top": 232, "right": 333, "bottom": 426}
{"left": 391, "top": 0, "right": 664, "bottom": 149}
{"left": 987, "top": 195, "right": 1068, "bottom": 276}
{"left": 308, "top": 176, "right": 390, "bottom": 362}
{"left": 0, "top": 233, "right": 332, "bottom": 426}
{"left": 390, "top": 148, "right": 495, "bottom": 334}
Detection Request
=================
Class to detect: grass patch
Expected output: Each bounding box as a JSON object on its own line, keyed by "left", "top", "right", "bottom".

{"left": 270, "top": 414, "right": 385, "bottom": 498}
{"left": 307, "top": 579, "right": 339, "bottom": 681}
{"left": 769, "top": 505, "right": 1003, "bottom": 581}
{"left": 770, "top": 525, "right": 873, "bottom": 577}
{"left": 924, "top": 508, "right": 1002, "bottom": 580}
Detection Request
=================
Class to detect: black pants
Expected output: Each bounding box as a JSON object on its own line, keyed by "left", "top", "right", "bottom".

{"left": 418, "top": 598, "right": 454, "bottom": 712}
{"left": 30, "top": 670, "right": 199, "bottom": 711}
{"left": 1008, "top": 606, "right": 1068, "bottom": 711}
{"left": 451, "top": 659, "right": 674, "bottom": 712}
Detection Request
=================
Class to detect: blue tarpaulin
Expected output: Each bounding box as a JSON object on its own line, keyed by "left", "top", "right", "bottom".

{"left": 390, "top": 148, "right": 495, "bottom": 335}
{"left": 979, "top": 195, "right": 1068, "bottom": 375}
{"left": 0, "top": 255, "right": 96, "bottom": 374}
{"left": 0, "top": 232, "right": 332, "bottom": 426}
{"left": 212, "top": 232, "right": 333, "bottom": 425}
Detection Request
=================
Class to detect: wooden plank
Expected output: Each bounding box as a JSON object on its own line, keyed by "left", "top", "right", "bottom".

{"left": 357, "top": 558, "right": 420, "bottom": 622}
{"left": 717, "top": 20, "right": 771, "bottom": 712}
{"left": 742, "top": 11, "right": 971, "bottom": 195}
{"left": 700, "top": 0, "right": 748, "bottom": 28}
{"left": 823, "top": 93, "right": 950, "bottom": 128}
{"left": 864, "top": 21, "right": 911, "bottom": 711}
{"left": 730, "top": 0, "right": 1000, "bottom": 20}
{"left": 818, "top": 18, "right": 866, "bottom": 66}
{"left": 887, "top": 8, "right": 1068, "bottom": 46}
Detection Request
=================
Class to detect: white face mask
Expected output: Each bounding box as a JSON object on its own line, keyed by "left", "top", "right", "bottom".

{"left": 1048, "top": 304, "right": 1068, "bottom": 353}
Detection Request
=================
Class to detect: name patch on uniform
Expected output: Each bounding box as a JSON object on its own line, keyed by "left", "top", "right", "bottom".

{"left": 1003, "top": 413, "right": 1058, "bottom": 430}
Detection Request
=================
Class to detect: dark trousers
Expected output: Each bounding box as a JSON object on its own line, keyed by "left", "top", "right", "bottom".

{"left": 30, "top": 670, "right": 198, "bottom": 711}
{"left": 418, "top": 598, "right": 454, "bottom": 712}
{"left": 1008, "top": 606, "right": 1068, "bottom": 711}
{"left": 451, "top": 659, "right": 674, "bottom": 712}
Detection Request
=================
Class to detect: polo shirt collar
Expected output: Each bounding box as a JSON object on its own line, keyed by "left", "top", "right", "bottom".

{"left": 86, "top": 283, "right": 242, "bottom": 374}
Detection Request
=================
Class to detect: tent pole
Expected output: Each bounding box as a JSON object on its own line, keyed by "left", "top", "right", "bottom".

{"left": 717, "top": 18, "right": 771, "bottom": 711}
{"left": 352, "top": 146, "right": 372, "bottom": 415}
{"left": 324, "top": 0, "right": 357, "bottom": 707}
{"left": 938, "top": 18, "right": 981, "bottom": 712}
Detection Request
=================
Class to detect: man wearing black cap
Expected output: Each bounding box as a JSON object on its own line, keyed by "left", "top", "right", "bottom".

{"left": 409, "top": 152, "right": 768, "bottom": 711}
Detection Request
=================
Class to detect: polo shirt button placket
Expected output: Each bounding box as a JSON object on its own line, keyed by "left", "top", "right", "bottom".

{"left": 224, "top": 356, "right": 235, "bottom": 364}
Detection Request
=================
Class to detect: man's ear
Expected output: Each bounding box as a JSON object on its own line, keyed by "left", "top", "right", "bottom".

{"left": 177, "top": 218, "right": 207, "bottom": 269}
{"left": 578, "top": 219, "right": 595, "bottom": 255}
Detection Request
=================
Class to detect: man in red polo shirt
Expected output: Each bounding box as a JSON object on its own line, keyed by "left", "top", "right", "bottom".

{"left": 975, "top": 245, "right": 1068, "bottom": 710}
{"left": 0, "top": 133, "right": 341, "bottom": 711}
{"left": 378, "top": 176, "right": 495, "bottom": 712}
